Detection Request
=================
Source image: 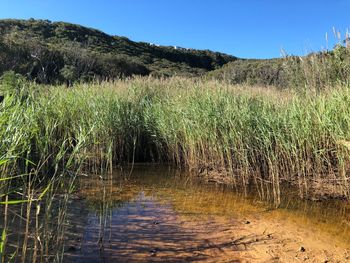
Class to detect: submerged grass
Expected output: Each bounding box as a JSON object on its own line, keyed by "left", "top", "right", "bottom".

{"left": 1, "top": 77, "right": 350, "bottom": 204}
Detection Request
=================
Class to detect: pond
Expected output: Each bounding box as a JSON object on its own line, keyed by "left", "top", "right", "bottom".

{"left": 2, "top": 165, "right": 350, "bottom": 262}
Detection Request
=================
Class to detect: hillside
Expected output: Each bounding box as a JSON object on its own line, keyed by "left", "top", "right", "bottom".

{"left": 207, "top": 58, "right": 286, "bottom": 87}
{"left": 208, "top": 44, "right": 350, "bottom": 89}
{"left": 1, "top": 19, "right": 349, "bottom": 88}
{"left": 0, "top": 19, "right": 237, "bottom": 84}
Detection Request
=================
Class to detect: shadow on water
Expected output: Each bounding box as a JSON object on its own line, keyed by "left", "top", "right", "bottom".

{"left": 62, "top": 166, "right": 265, "bottom": 262}
{"left": 65, "top": 193, "right": 253, "bottom": 263}
{"left": 1, "top": 165, "right": 350, "bottom": 262}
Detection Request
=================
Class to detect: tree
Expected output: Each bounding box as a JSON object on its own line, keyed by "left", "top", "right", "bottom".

{"left": 60, "top": 65, "right": 76, "bottom": 87}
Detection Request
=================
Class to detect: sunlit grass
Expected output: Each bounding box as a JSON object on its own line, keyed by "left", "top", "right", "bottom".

{"left": 1, "top": 77, "right": 350, "bottom": 205}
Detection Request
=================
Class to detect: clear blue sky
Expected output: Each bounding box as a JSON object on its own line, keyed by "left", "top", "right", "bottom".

{"left": 0, "top": 0, "right": 349, "bottom": 58}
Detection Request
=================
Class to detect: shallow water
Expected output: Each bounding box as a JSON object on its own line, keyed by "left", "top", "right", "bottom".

{"left": 2, "top": 165, "right": 350, "bottom": 262}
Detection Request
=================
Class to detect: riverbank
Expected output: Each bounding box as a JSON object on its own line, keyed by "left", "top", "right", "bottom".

{"left": 232, "top": 211, "right": 350, "bottom": 262}
{"left": 200, "top": 169, "right": 349, "bottom": 202}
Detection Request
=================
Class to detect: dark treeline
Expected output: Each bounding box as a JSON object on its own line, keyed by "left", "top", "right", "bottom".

{"left": 0, "top": 37, "right": 150, "bottom": 85}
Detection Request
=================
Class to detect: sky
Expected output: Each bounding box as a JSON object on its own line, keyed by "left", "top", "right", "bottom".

{"left": 0, "top": 0, "right": 349, "bottom": 59}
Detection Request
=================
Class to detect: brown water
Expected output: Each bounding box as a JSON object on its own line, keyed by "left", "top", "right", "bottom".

{"left": 2, "top": 165, "right": 350, "bottom": 262}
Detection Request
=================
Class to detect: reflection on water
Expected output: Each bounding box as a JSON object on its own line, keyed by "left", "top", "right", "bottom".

{"left": 63, "top": 166, "right": 350, "bottom": 262}
{"left": 1, "top": 165, "right": 350, "bottom": 262}
{"left": 65, "top": 193, "right": 242, "bottom": 262}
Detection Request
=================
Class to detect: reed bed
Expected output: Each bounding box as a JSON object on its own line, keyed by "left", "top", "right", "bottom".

{"left": 1, "top": 77, "right": 350, "bottom": 205}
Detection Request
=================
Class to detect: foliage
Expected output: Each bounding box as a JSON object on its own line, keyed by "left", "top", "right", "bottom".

{"left": 0, "top": 19, "right": 237, "bottom": 83}
{"left": 209, "top": 44, "right": 350, "bottom": 90}
{"left": 0, "top": 71, "right": 26, "bottom": 97}
{"left": 1, "top": 19, "right": 350, "bottom": 89}
{"left": 207, "top": 59, "right": 286, "bottom": 87}
{"left": 1, "top": 78, "right": 350, "bottom": 204}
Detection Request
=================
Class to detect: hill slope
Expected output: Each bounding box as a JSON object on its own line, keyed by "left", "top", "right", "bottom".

{"left": 0, "top": 19, "right": 237, "bottom": 83}
{"left": 207, "top": 44, "right": 350, "bottom": 89}
{"left": 207, "top": 58, "right": 286, "bottom": 87}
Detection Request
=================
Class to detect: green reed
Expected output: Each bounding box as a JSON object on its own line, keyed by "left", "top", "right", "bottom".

{"left": 1, "top": 77, "right": 350, "bottom": 206}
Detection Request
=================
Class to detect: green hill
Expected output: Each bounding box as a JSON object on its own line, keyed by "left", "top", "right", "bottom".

{"left": 0, "top": 19, "right": 237, "bottom": 84}
{"left": 1, "top": 19, "right": 349, "bottom": 89}
{"left": 208, "top": 44, "right": 350, "bottom": 89}
{"left": 207, "top": 58, "right": 286, "bottom": 87}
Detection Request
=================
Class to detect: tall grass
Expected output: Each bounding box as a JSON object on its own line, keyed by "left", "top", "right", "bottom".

{"left": 1, "top": 77, "right": 350, "bottom": 203}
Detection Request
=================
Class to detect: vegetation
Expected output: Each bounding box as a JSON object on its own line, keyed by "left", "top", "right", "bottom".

{"left": 1, "top": 76, "right": 350, "bottom": 204}
{"left": 208, "top": 44, "right": 350, "bottom": 90}
{"left": 0, "top": 19, "right": 237, "bottom": 84}
{"left": 1, "top": 19, "right": 349, "bottom": 90}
